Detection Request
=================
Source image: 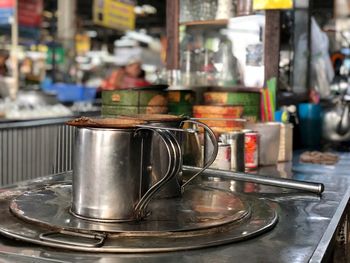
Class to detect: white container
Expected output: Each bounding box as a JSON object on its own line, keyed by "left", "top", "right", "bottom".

{"left": 278, "top": 123, "right": 293, "bottom": 162}
{"left": 227, "top": 15, "right": 265, "bottom": 88}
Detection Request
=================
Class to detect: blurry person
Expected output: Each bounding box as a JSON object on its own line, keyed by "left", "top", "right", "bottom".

{"left": 101, "top": 58, "right": 150, "bottom": 90}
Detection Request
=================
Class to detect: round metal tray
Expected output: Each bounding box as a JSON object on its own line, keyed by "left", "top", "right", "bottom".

{"left": 0, "top": 183, "right": 278, "bottom": 252}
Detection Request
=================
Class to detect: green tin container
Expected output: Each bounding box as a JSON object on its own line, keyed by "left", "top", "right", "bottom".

{"left": 167, "top": 90, "right": 195, "bottom": 106}
{"left": 168, "top": 103, "right": 193, "bottom": 117}
{"left": 203, "top": 91, "right": 260, "bottom": 106}
{"left": 102, "top": 105, "right": 168, "bottom": 116}
{"left": 243, "top": 105, "right": 260, "bottom": 115}
{"left": 102, "top": 90, "right": 168, "bottom": 107}
{"left": 243, "top": 105, "right": 260, "bottom": 121}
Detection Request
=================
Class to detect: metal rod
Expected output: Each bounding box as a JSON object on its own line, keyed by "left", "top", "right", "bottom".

{"left": 183, "top": 166, "right": 324, "bottom": 194}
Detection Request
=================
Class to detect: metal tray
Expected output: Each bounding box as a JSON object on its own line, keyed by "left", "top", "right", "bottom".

{"left": 0, "top": 183, "right": 278, "bottom": 253}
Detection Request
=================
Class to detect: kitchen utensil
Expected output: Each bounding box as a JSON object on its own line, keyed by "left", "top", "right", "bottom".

{"left": 183, "top": 166, "right": 324, "bottom": 194}
{"left": 68, "top": 118, "right": 182, "bottom": 222}
{"left": 119, "top": 114, "right": 218, "bottom": 197}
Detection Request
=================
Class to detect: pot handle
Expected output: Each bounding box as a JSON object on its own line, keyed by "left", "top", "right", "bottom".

{"left": 133, "top": 128, "right": 181, "bottom": 219}
{"left": 180, "top": 120, "right": 218, "bottom": 190}
{"left": 39, "top": 230, "right": 106, "bottom": 248}
{"left": 337, "top": 102, "right": 350, "bottom": 135}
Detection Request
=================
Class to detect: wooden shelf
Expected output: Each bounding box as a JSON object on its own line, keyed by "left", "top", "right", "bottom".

{"left": 179, "top": 19, "right": 228, "bottom": 27}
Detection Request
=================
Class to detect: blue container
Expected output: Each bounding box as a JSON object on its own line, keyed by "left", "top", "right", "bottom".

{"left": 298, "top": 103, "right": 322, "bottom": 149}
{"left": 82, "top": 87, "right": 98, "bottom": 101}
{"left": 43, "top": 83, "right": 97, "bottom": 102}
{"left": 54, "top": 83, "right": 83, "bottom": 102}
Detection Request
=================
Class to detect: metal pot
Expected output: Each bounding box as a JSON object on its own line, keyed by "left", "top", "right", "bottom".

{"left": 323, "top": 99, "right": 350, "bottom": 142}
{"left": 70, "top": 119, "right": 182, "bottom": 222}
{"left": 118, "top": 114, "right": 218, "bottom": 198}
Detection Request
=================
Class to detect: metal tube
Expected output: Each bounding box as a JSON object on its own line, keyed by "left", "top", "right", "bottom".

{"left": 183, "top": 166, "right": 324, "bottom": 194}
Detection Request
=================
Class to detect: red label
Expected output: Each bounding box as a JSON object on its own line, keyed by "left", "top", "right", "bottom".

{"left": 245, "top": 134, "right": 258, "bottom": 168}
{"left": 18, "top": 0, "right": 42, "bottom": 27}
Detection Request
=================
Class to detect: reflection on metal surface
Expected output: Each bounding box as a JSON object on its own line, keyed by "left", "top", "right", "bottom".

{"left": 0, "top": 183, "right": 277, "bottom": 252}
{"left": 10, "top": 184, "right": 250, "bottom": 233}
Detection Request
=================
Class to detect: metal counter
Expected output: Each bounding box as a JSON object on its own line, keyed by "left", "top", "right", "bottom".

{"left": 0, "top": 153, "right": 350, "bottom": 262}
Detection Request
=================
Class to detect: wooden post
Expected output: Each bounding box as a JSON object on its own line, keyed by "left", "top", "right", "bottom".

{"left": 10, "top": 0, "right": 18, "bottom": 100}
{"left": 166, "top": 0, "right": 179, "bottom": 69}
{"left": 264, "top": 10, "right": 281, "bottom": 86}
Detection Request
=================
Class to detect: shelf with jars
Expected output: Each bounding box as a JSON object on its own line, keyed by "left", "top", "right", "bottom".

{"left": 166, "top": 0, "right": 281, "bottom": 121}
{"left": 166, "top": 0, "right": 267, "bottom": 90}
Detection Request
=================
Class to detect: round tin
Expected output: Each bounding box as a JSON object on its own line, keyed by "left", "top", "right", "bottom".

{"left": 210, "top": 143, "right": 231, "bottom": 170}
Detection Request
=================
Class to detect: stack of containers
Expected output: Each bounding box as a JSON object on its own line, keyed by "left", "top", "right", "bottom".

{"left": 203, "top": 91, "right": 261, "bottom": 122}
{"left": 167, "top": 90, "right": 195, "bottom": 116}
{"left": 192, "top": 105, "right": 244, "bottom": 135}
{"left": 101, "top": 89, "right": 168, "bottom": 116}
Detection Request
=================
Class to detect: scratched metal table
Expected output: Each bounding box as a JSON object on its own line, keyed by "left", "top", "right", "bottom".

{"left": 0, "top": 153, "right": 350, "bottom": 263}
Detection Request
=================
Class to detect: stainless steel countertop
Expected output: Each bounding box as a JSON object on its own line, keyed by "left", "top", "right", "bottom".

{"left": 0, "top": 153, "right": 350, "bottom": 263}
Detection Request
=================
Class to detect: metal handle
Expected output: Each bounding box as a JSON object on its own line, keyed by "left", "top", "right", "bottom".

{"left": 134, "top": 128, "right": 182, "bottom": 219}
{"left": 39, "top": 230, "right": 106, "bottom": 248}
{"left": 183, "top": 166, "right": 324, "bottom": 194}
{"left": 338, "top": 102, "right": 350, "bottom": 135}
{"left": 180, "top": 120, "right": 218, "bottom": 189}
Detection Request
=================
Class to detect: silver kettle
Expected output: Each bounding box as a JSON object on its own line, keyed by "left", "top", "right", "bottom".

{"left": 323, "top": 96, "right": 350, "bottom": 142}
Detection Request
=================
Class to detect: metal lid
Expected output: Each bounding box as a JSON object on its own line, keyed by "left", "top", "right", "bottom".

{"left": 66, "top": 117, "right": 146, "bottom": 128}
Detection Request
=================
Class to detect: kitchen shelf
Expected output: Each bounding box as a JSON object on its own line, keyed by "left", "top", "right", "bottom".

{"left": 179, "top": 19, "right": 228, "bottom": 27}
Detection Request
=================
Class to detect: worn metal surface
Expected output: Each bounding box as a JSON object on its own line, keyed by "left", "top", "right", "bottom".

{"left": 9, "top": 184, "right": 251, "bottom": 233}
{"left": 0, "top": 153, "right": 349, "bottom": 261}
{"left": 0, "top": 183, "right": 276, "bottom": 252}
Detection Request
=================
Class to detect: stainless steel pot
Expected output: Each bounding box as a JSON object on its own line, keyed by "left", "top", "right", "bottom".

{"left": 119, "top": 115, "right": 218, "bottom": 198}
{"left": 71, "top": 125, "right": 181, "bottom": 222}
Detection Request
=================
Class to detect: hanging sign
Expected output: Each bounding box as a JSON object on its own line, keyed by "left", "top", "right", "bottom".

{"left": 18, "top": 0, "right": 43, "bottom": 27}
{"left": 253, "top": 0, "right": 293, "bottom": 10}
{"left": 93, "top": 0, "right": 135, "bottom": 31}
{"left": 75, "top": 34, "right": 91, "bottom": 55}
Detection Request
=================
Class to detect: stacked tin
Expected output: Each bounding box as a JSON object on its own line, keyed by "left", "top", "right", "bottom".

{"left": 203, "top": 91, "right": 261, "bottom": 122}
{"left": 167, "top": 90, "right": 195, "bottom": 117}
{"left": 101, "top": 89, "right": 168, "bottom": 116}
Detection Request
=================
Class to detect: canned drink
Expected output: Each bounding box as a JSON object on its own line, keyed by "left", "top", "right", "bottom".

{"left": 210, "top": 143, "right": 231, "bottom": 170}
{"left": 244, "top": 131, "right": 259, "bottom": 170}
{"left": 224, "top": 131, "right": 245, "bottom": 172}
